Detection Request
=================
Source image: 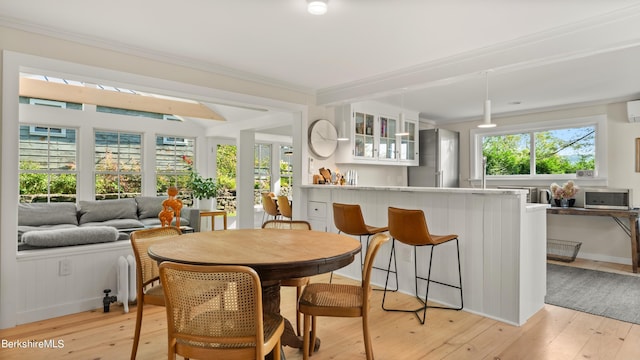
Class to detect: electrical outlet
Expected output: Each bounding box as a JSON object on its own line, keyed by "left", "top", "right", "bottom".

{"left": 59, "top": 259, "right": 72, "bottom": 276}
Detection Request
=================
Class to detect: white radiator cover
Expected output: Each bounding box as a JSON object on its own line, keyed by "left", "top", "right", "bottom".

{"left": 116, "top": 255, "right": 137, "bottom": 313}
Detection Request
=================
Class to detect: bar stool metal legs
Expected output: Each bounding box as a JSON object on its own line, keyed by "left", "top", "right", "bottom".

{"left": 333, "top": 231, "right": 398, "bottom": 291}
{"left": 382, "top": 237, "right": 463, "bottom": 324}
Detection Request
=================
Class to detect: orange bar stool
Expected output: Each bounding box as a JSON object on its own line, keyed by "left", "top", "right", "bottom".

{"left": 382, "top": 206, "right": 463, "bottom": 324}
{"left": 332, "top": 203, "right": 394, "bottom": 288}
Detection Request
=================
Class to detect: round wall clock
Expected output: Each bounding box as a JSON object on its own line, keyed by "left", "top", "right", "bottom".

{"left": 308, "top": 119, "right": 338, "bottom": 159}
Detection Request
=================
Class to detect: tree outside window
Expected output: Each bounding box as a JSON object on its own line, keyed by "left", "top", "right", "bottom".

{"left": 482, "top": 125, "right": 596, "bottom": 176}
{"left": 217, "top": 144, "right": 237, "bottom": 213}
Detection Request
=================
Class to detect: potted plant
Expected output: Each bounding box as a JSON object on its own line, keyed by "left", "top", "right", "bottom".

{"left": 182, "top": 155, "right": 220, "bottom": 210}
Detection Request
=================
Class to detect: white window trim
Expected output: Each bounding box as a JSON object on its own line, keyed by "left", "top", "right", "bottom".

{"left": 162, "top": 136, "right": 188, "bottom": 146}
{"left": 28, "top": 125, "right": 66, "bottom": 137}
{"left": 28, "top": 98, "right": 66, "bottom": 108}
{"left": 469, "top": 115, "right": 608, "bottom": 186}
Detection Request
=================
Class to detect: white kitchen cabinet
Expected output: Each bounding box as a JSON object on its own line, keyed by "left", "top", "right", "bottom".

{"left": 398, "top": 119, "right": 417, "bottom": 164}
{"left": 307, "top": 200, "right": 328, "bottom": 232}
{"left": 335, "top": 101, "right": 418, "bottom": 166}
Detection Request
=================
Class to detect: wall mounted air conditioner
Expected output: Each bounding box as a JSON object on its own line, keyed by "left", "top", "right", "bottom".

{"left": 627, "top": 100, "right": 640, "bottom": 123}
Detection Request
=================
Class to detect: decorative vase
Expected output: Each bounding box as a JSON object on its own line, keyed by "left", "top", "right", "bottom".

{"left": 554, "top": 199, "right": 562, "bottom": 207}
{"left": 568, "top": 198, "right": 576, "bottom": 207}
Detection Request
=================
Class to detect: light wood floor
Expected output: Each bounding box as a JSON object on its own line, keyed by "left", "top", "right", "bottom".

{"left": 2, "top": 260, "right": 640, "bottom": 360}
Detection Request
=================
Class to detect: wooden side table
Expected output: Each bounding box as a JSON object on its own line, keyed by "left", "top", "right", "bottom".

{"left": 199, "top": 210, "right": 227, "bottom": 231}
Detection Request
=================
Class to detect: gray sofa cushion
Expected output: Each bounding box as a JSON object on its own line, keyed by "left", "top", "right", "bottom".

{"left": 18, "top": 202, "right": 78, "bottom": 226}
{"left": 79, "top": 218, "right": 145, "bottom": 230}
{"left": 139, "top": 217, "right": 190, "bottom": 228}
{"left": 136, "top": 196, "right": 166, "bottom": 219}
{"left": 78, "top": 199, "right": 138, "bottom": 225}
{"left": 21, "top": 226, "right": 119, "bottom": 247}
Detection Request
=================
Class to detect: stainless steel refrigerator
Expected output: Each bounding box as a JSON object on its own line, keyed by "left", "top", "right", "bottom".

{"left": 408, "top": 129, "right": 459, "bottom": 187}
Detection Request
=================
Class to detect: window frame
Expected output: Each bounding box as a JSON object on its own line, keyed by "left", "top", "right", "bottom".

{"left": 94, "top": 130, "right": 143, "bottom": 199}
{"left": 254, "top": 143, "right": 272, "bottom": 194}
{"left": 19, "top": 124, "right": 78, "bottom": 203}
{"left": 155, "top": 134, "right": 196, "bottom": 197}
{"left": 470, "top": 115, "right": 607, "bottom": 183}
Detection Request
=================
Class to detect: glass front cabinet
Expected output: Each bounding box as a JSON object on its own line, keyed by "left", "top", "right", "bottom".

{"left": 334, "top": 101, "right": 419, "bottom": 166}
{"left": 354, "top": 111, "right": 375, "bottom": 159}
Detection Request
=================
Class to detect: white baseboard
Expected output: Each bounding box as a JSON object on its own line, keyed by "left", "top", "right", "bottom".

{"left": 575, "top": 251, "right": 631, "bottom": 265}
{"left": 17, "top": 297, "right": 103, "bottom": 325}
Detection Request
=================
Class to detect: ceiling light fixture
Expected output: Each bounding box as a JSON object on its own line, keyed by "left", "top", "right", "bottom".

{"left": 307, "top": 0, "right": 328, "bottom": 15}
{"left": 337, "top": 105, "right": 349, "bottom": 141}
{"left": 396, "top": 90, "right": 410, "bottom": 136}
{"left": 478, "top": 70, "right": 497, "bottom": 128}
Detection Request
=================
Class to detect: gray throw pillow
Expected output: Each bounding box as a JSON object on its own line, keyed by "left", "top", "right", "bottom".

{"left": 18, "top": 202, "right": 78, "bottom": 226}
{"left": 78, "top": 199, "right": 137, "bottom": 225}
{"left": 135, "top": 196, "right": 167, "bottom": 219}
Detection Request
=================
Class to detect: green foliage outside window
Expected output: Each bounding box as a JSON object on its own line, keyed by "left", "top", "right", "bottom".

{"left": 482, "top": 126, "right": 595, "bottom": 176}
{"left": 217, "top": 144, "right": 237, "bottom": 190}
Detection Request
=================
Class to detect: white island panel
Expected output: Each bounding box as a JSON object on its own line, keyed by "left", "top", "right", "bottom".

{"left": 299, "top": 185, "right": 546, "bottom": 326}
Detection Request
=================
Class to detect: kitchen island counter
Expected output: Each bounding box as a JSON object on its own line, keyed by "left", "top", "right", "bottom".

{"left": 299, "top": 185, "right": 547, "bottom": 326}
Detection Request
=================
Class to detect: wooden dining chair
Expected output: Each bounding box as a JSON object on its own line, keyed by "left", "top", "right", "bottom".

{"left": 159, "top": 262, "right": 284, "bottom": 360}
{"left": 129, "top": 226, "right": 182, "bottom": 360}
{"left": 276, "top": 195, "right": 293, "bottom": 220}
{"left": 262, "top": 219, "right": 312, "bottom": 336}
{"left": 298, "top": 233, "right": 390, "bottom": 360}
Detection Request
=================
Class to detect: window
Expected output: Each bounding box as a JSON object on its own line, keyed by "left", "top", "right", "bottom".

{"left": 471, "top": 115, "right": 605, "bottom": 180}
{"left": 280, "top": 145, "right": 293, "bottom": 196}
{"left": 156, "top": 135, "right": 195, "bottom": 197}
{"left": 254, "top": 144, "right": 271, "bottom": 204}
{"left": 95, "top": 131, "right": 142, "bottom": 199}
{"left": 19, "top": 125, "right": 77, "bottom": 203}
{"left": 217, "top": 144, "right": 237, "bottom": 213}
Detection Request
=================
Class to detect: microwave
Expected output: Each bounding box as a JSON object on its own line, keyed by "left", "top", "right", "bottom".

{"left": 583, "top": 188, "right": 632, "bottom": 210}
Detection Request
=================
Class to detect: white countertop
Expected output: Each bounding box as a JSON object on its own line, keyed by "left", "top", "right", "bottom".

{"left": 300, "top": 184, "right": 528, "bottom": 195}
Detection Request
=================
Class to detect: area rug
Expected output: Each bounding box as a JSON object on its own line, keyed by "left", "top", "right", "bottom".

{"left": 545, "top": 263, "right": 640, "bottom": 325}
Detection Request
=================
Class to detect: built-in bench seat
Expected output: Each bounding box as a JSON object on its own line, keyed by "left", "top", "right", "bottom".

{"left": 17, "top": 197, "right": 199, "bottom": 250}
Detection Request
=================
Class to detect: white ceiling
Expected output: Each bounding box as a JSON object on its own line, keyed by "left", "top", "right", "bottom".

{"left": 2, "top": 0, "right": 640, "bottom": 128}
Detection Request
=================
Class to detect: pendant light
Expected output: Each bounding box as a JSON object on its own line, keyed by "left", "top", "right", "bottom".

{"left": 478, "top": 70, "right": 497, "bottom": 128}
{"left": 395, "top": 90, "right": 410, "bottom": 136}
{"left": 336, "top": 105, "right": 349, "bottom": 141}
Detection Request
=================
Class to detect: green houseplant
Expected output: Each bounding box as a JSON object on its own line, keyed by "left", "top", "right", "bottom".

{"left": 189, "top": 171, "right": 220, "bottom": 200}
{"left": 182, "top": 155, "right": 220, "bottom": 208}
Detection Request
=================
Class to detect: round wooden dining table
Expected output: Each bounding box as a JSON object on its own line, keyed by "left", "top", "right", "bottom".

{"left": 147, "top": 228, "right": 361, "bottom": 354}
